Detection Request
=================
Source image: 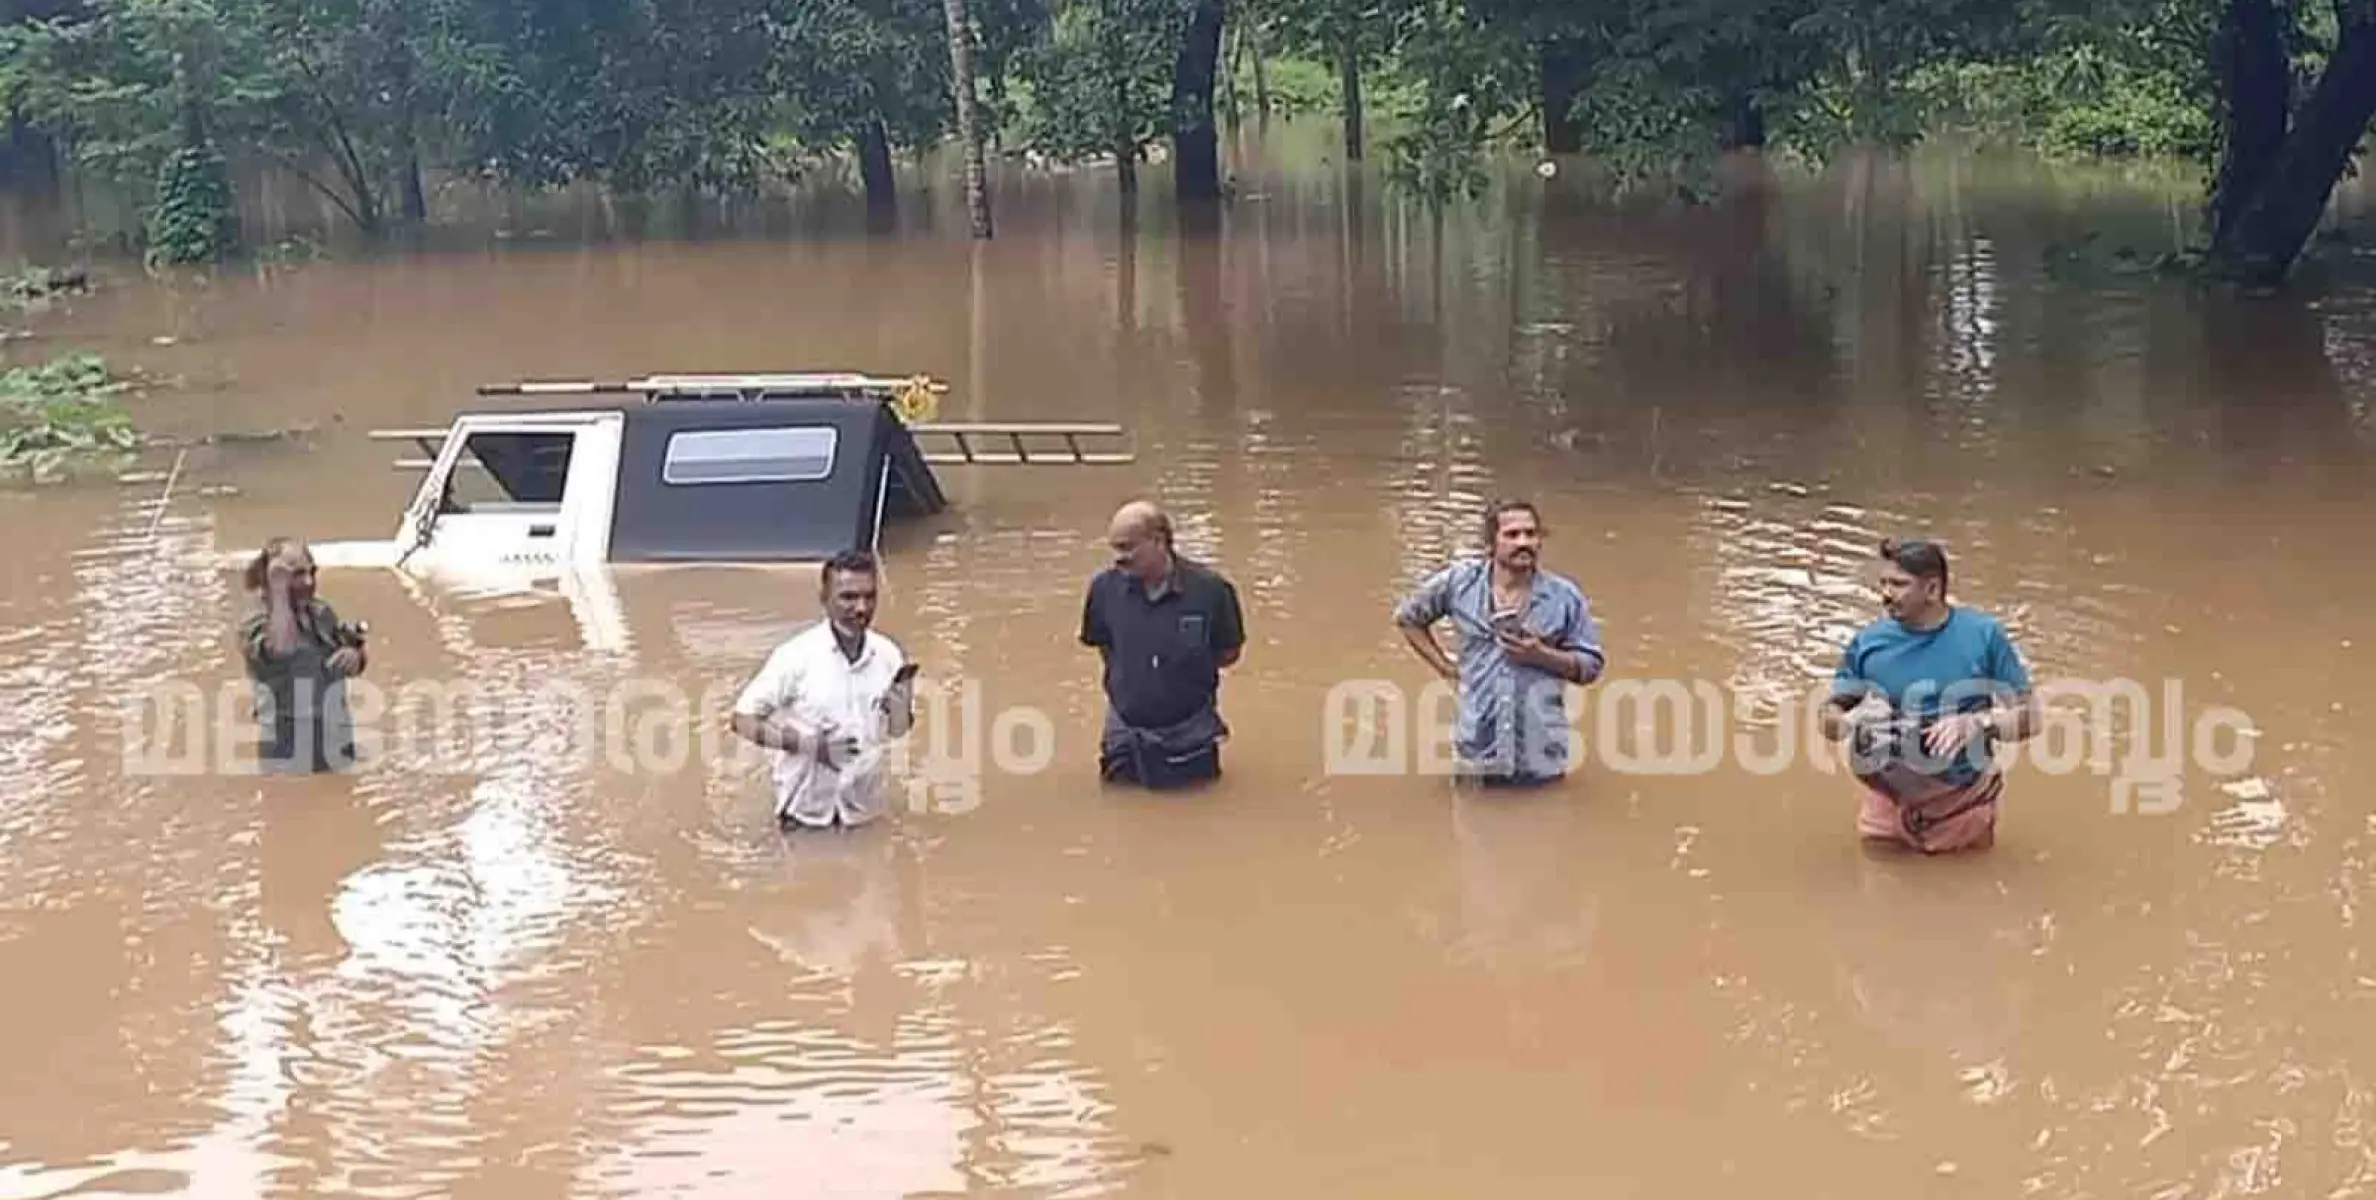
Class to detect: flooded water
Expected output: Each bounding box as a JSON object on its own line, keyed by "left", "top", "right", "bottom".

{"left": 5, "top": 133, "right": 2376, "bottom": 1197}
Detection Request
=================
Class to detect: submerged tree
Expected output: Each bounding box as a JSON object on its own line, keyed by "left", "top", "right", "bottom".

{"left": 0, "top": 0, "right": 509, "bottom": 249}
{"left": 444, "top": 0, "right": 793, "bottom": 198}
{"left": 1013, "top": 0, "right": 1173, "bottom": 196}
{"left": 1375, "top": 0, "right": 1525, "bottom": 206}
{"left": 779, "top": 0, "right": 955, "bottom": 217}
{"left": 945, "top": 0, "right": 993, "bottom": 235}
{"left": 8, "top": 0, "right": 2376, "bottom": 287}
{"left": 1264, "top": 0, "right": 1401, "bottom": 161}
{"left": 1171, "top": 0, "right": 1225, "bottom": 200}
{"left": 2202, "top": 0, "right": 2376, "bottom": 284}
{"left": 2, "top": 0, "right": 269, "bottom": 258}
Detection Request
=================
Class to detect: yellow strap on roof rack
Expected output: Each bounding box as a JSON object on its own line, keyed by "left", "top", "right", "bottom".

{"left": 890, "top": 376, "right": 941, "bottom": 424}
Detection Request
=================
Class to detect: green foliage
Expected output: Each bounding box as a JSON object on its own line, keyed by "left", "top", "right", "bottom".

{"left": 1251, "top": 0, "right": 1394, "bottom": 115}
{"left": 1570, "top": 0, "right": 1811, "bottom": 169}
{"left": 4, "top": 0, "right": 851, "bottom": 227}
{"left": 1374, "top": 0, "right": 1522, "bottom": 206}
{"left": 0, "top": 0, "right": 442, "bottom": 242}
{"left": 777, "top": 0, "right": 961, "bottom": 161}
{"left": 1748, "top": 0, "right": 2019, "bottom": 163}
{"left": 145, "top": 138, "right": 239, "bottom": 263}
{"left": 1558, "top": 0, "right": 1794, "bottom": 196}
{"left": 2, "top": 0, "right": 269, "bottom": 256}
{"left": 1900, "top": 0, "right": 2218, "bottom": 164}
{"left": 0, "top": 353, "right": 142, "bottom": 480}
{"left": 1355, "top": 0, "right": 2231, "bottom": 203}
{"left": 0, "top": 0, "right": 248, "bottom": 191}
{"left": 1011, "top": 0, "right": 1177, "bottom": 165}
{"left": 1773, "top": 71, "right": 1931, "bottom": 166}
{"left": 965, "top": 0, "right": 1050, "bottom": 124}
{"left": 1567, "top": 61, "right": 1725, "bottom": 199}
{"left": 1249, "top": 56, "right": 1339, "bottom": 120}
{"left": 1911, "top": 58, "right": 2215, "bottom": 160}
{"left": 0, "top": 0, "right": 2272, "bottom": 237}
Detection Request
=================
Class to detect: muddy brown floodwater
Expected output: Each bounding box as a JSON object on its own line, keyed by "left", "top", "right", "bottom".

{"left": 4, "top": 136, "right": 2376, "bottom": 1198}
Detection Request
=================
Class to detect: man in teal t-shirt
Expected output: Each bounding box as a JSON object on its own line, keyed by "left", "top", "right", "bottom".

{"left": 1821, "top": 538, "right": 2040, "bottom": 853}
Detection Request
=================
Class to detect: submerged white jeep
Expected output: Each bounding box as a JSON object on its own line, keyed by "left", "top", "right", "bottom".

{"left": 295, "top": 372, "right": 1131, "bottom": 577}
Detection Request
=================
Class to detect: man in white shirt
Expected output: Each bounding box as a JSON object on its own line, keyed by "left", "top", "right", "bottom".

{"left": 730, "top": 550, "right": 918, "bottom": 829}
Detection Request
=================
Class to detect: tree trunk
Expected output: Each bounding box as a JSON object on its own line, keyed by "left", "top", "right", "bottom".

{"left": 1726, "top": 92, "right": 1766, "bottom": 149}
{"left": 1539, "top": 39, "right": 1588, "bottom": 155}
{"left": 401, "top": 143, "right": 428, "bottom": 223}
{"left": 0, "top": 110, "right": 59, "bottom": 188}
{"left": 1221, "top": 22, "right": 1241, "bottom": 126}
{"left": 2207, "top": 0, "right": 2291, "bottom": 245}
{"left": 1338, "top": 29, "right": 1363, "bottom": 161}
{"left": 988, "top": 73, "right": 1009, "bottom": 155}
{"left": 1250, "top": 20, "right": 1270, "bottom": 121}
{"left": 1172, "top": 0, "right": 1226, "bottom": 202}
{"left": 1102, "top": 18, "right": 1139, "bottom": 197}
{"left": 2207, "top": 1, "right": 2376, "bottom": 285}
{"left": 858, "top": 116, "right": 897, "bottom": 219}
{"left": 943, "top": 0, "right": 993, "bottom": 238}
{"left": 385, "top": 33, "right": 429, "bottom": 224}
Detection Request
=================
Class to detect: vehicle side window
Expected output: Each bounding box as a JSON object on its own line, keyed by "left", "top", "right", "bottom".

{"left": 662, "top": 426, "right": 838, "bottom": 485}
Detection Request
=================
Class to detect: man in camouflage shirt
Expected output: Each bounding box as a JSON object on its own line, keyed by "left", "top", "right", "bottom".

{"left": 238, "top": 538, "right": 368, "bottom": 772}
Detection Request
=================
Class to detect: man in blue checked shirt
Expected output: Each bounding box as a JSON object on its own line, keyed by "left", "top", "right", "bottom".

{"left": 1393, "top": 499, "right": 1608, "bottom": 787}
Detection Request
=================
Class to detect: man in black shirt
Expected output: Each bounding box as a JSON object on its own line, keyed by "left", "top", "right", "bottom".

{"left": 1079, "top": 500, "right": 1246, "bottom": 788}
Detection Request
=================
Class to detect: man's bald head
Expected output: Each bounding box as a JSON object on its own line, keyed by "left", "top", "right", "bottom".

{"left": 1109, "top": 499, "right": 1169, "bottom": 542}
{"left": 1106, "top": 499, "right": 1174, "bottom": 582}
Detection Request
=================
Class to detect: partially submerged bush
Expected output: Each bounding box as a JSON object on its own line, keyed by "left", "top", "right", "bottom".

{"left": 3, "top": 265, "right": 94, "bottom": 312}
{"left": 0, "top": 353, "right": 142, "bottom": 480}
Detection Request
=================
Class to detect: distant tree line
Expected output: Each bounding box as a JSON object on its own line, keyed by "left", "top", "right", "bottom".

{"left": 4, "top": 0, "right": 2375, "bottom": 284}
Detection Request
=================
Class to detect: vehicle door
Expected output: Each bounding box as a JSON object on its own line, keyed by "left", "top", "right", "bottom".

{"left": 400, "top": 414, "right": 621, "bottom": 572}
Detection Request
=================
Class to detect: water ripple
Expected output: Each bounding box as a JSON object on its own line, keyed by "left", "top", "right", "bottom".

{"left": 588, "top": 1012, "right": 1128, "bottom": 1198}
{"left": 1692, "top": 491, "right": 1885, "bottom": 707}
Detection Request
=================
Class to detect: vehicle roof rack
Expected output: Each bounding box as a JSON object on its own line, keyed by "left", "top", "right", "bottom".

{"left": 465, "top": 372, "right": 1133, "bottom": 464}
{"left": 474, "top": 373, "right": 947, "bottom": 402}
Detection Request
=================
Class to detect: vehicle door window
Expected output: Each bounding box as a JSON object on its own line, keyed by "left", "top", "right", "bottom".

{"left": 439, "top": 431, "right": 576, "bottom": 514}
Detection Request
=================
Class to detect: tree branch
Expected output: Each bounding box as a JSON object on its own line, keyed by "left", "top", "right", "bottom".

{"left": 259, "top": 147, "right": 367, "bottom": 227}
{"left": 274, "top": 29, "right": 381, "bottom": 229}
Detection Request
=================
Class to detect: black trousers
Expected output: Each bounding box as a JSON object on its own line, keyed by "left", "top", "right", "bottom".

{"left": 1100, "top": 737, "right": 1222, "bottom": 789}
{"left": 256, "top": 720, "right": 357, "bottom": 774}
